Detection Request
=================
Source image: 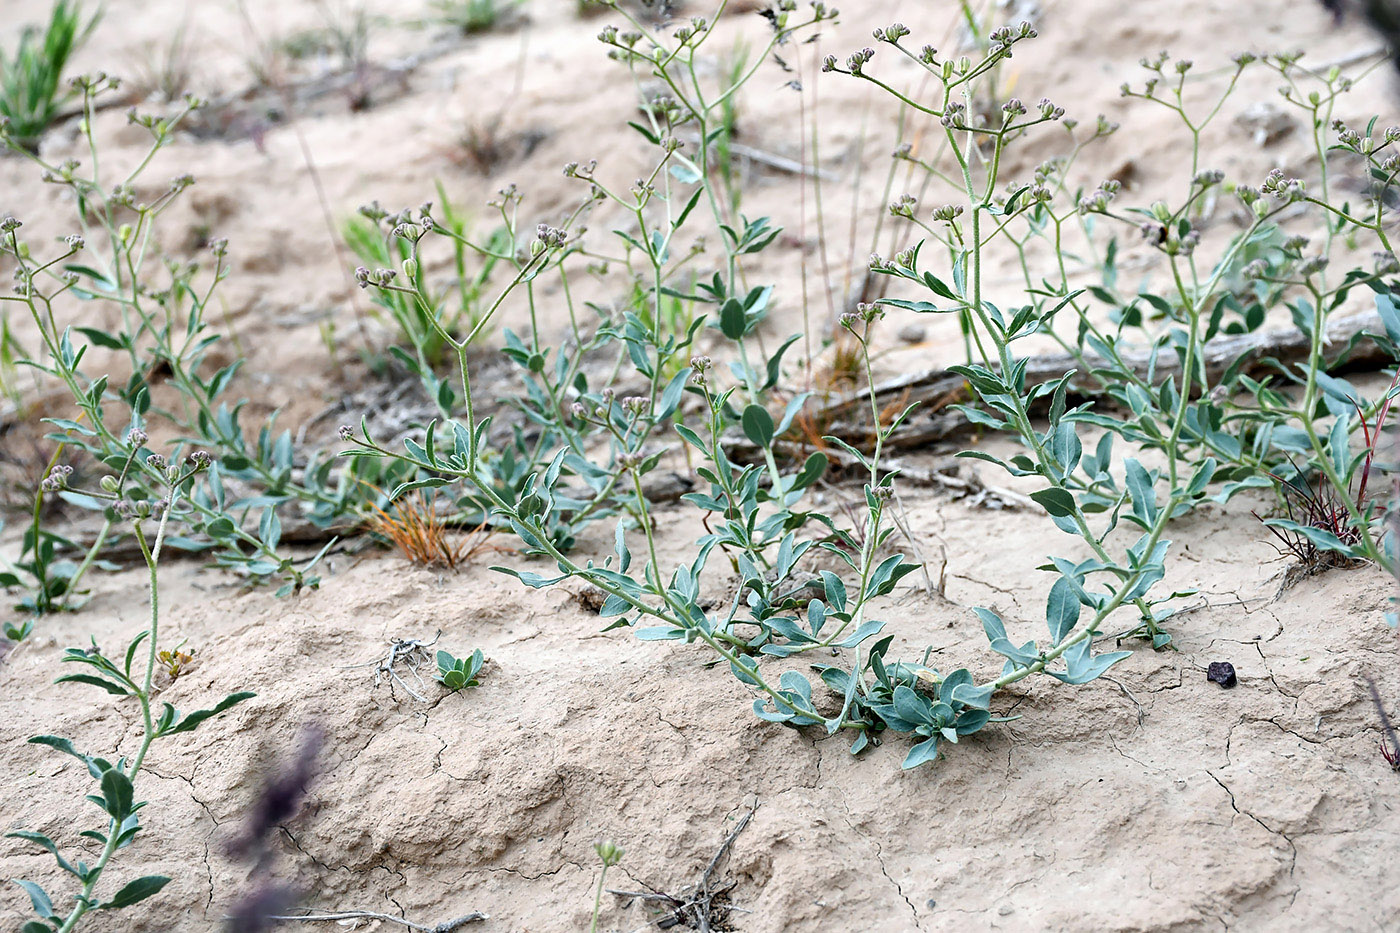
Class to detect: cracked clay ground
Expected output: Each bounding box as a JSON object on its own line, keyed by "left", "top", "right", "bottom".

{"left": 4, "top": 488, "right": 1399, "bottom": 932}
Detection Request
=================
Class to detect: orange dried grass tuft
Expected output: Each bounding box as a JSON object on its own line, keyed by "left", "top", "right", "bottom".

{"left": 365, "top": 490, "right": 497, "bottom": 569}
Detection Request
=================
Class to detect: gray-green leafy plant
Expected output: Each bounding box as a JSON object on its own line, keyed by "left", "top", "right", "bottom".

{"left": 0, "top": 75, "right": 403, "bottom": 618}
{"left": 346, "top": 2, "right": 1400, "bottom": 771}
{"left": 344, "top": 0, "right": 1010, "bottom": 769}
{"left": 8, "top": 447, "right": 253, "bottom": 933}
{"left": 0, "top": 0, "right": 101, "bottom": 152}
{"left": 435, "top": 647, "right": 485, "bottom": 689}
{"left": 831, "top": 24, "right": 1400, "bottom": 639}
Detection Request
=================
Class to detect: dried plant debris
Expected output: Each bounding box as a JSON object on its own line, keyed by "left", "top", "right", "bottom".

{"left": 343, "top": 633, "right": 443, "bottom": 702}
{"left": 608, "top": 805, "right": 758, "bottom": 932}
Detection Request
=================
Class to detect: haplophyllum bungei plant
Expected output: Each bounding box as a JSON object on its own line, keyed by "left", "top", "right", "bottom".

{"left": 8, "top": 444, "right": 254, "bottom": 933}
{"left": 340, "top": 2, "right": 1172, "bottom": 770}
{"left": 822, "top": 17, "right": 1400, "bottom": 690}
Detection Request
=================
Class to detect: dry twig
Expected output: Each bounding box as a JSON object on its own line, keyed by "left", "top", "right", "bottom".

{"left": 263, "top": 908, "right": 487, "bottom": 931}
{"left": 609, "top": 803, "right": 759, "bottom": 933}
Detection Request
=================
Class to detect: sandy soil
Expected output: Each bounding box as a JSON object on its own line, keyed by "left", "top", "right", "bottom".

{"left": 3, "top": 0, "right": 1400, "bottom": 931}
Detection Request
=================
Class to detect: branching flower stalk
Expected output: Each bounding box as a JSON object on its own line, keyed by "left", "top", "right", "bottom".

{"left": 9, "top": 452, "right": 254, "bottom": 932}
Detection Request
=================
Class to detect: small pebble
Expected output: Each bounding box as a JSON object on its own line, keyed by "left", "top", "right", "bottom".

{"left": 897, "top": 324, "right": 927, "bottom": 343}
{"left": 1207, "top": 661, "right": 1237, "bottom": 689}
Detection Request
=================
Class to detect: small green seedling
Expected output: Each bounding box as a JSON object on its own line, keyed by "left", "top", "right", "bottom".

{"left": 436, "top": 649, "right": 485, "bottom": 690}
{"left": 4, "top": 618, "right": 34, "bottom": 641}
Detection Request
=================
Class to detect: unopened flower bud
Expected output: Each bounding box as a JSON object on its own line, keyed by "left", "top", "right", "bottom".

{"left": 593, "top": 834, "right": 627, "bottom": 862}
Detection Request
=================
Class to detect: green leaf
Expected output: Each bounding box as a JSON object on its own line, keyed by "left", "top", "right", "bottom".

{"left": 741, "top": 404, "right": 774, "bottom": 448}
{"left": 100, "top": 768, "right": 134, "bottom": 821}
{"left": 160, "top": 691, "right": 255, "bottom": 736}
{"left": 719, "top": 298, "right": 747, "bottom": 339}
{"left": 73, "top": 326, "right": 125, "bottom": 350}
{"left": 13, "top": 879, "right": 55, "bottom": 920}
{"left": 387, "top": 477, "right": 451, "bottom": 500}
{"left": 1050, "top": 639, "right": 1132, "bottom": 685}
{"left": 9, "top": 829, "right": 81, "bottom": 877}
{"left": 1030, "top": 487, "right": 1076, "bottom": 518}
{"left": 99, "top": 875, "right": 171, "bottom": 910}
{"left": 1050, "top": 422, "right": 1082, "bottom": 477}
{"left": 790, "top": 451, "right": 827, "bottom": 491}
{"left": 1045, "top": 576, "right": 1081, "bottom": 645}
{"left": 1123, "top": 458, "right": 1157, "bottom": 525}
{"left": 763, "top": 333, "right": 802, "bottom": 390}
{"left": 55, "top": 673, "right": 130, "bottom": 696}
{"left": 655, "top": 369, "right": 690, "bottom": 421}
{"left": 820, "top": 571, "right": 848, "bottom": 613}
{"left": 901, "top": 736, "right": 940, "bottom": 769}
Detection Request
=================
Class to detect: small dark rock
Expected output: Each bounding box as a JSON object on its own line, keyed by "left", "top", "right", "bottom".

{"left": 1207, "top": 661, "right": 1237, "bottom": 689}
{"left": 897, "top": 324, "right": 927, "bottom": 343}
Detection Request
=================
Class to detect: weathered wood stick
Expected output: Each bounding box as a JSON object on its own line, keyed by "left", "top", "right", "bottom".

{"left": 806, "top": 309, "right": 1389, "bottom": 452}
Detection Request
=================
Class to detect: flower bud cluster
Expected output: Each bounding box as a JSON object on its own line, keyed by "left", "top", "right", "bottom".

{"left": 41, "top": 464, "right": 73, "bottom": 492}
{"left": 1261, "top": 168, "right": 1305, "bottom": 202}
{"left": 872, "top": 23, "right": 909, "bottom": 43}
{"left": 1076, "top": 179, "right": 1121, "bottom": 215}
{"left": 843, "top": 47, "right": 875, "bottom": 75}
{"left": 354, "top": 266, "right": 397, "bottom": 289}
{"left": 888, "top": 194, "right": 917, "bottom": 218}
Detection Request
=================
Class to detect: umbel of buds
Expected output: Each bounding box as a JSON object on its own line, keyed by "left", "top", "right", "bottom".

{"left": 41, "top": 465, "right": 73, "bottom": 492}
{"left": 1298, "top": 255, "right": 1329, "bottom": 277}
{"left": 872, "top": 23, "right": 910, "bottom": 43}
{"left": 354, "top": 266, "right": 398, "bottom": 289}
{"left": 845, "top": 47, "right": 876, "bottom": 76}
{"left": 594, "top": 840, "right": 624, "bottom": 867}
{"left": 888, "top": 194, "right": 917, "bottom": 218}
{"left": 536, "top": 224, "right": 567, "bottom": 249}
{"left": 1261, "top": 168, "right": 1305, "bottom": 202}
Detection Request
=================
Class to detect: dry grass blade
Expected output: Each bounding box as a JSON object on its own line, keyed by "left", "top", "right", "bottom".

{"left": 365, "top": 490, "right": 496, "bottom": 569}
